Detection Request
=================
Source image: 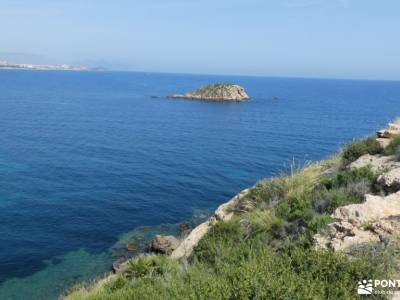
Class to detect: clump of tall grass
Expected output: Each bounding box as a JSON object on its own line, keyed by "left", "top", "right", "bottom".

{"left": 234, "top": 161, "right": 325, "bottom": 213}
{"left": 124, "top": 255, "right": 180, "bottom": 280}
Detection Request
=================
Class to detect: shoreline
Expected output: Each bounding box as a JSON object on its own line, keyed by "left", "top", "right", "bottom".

{"left": 63, "top": 116, "right": 400, "bottom": 298}
{"left": 111, "top": 189, "right": 250, "bottom": 273}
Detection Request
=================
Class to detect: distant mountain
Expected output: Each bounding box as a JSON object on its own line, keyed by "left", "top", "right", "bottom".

{"left": 0, "top": 60, "right": 107, "bottom": 71}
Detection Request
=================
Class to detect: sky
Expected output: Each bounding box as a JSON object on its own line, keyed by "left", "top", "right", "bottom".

{"left": 0, "top": 0, "right": 399, "bottom": 80}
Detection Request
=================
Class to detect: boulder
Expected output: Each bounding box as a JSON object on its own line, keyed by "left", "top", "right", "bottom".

{"left": 378, "top": 167, "right": 400, "bottom": 191}
{"left": 150, "top": 235, "right": 180, "bottom": 255}
{"left": 334, "top": 193, "right": 400, "bottom": 225}
{"left": 349, "top": 154, "right": 399, "bottom": 173}
{"left": 314, "top": 192, "right": 400, "bottom": 251}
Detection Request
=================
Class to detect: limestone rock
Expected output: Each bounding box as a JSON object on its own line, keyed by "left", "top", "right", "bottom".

{"left": 171, "top": 220, "right": 212, "bottom": 259}
{"left": 157, "top": 189, "right": 251, "bottom": 260}
{"left": 315, "top": 192, "right": 400, "bottom": 251}
{"left": 150, "top": 235, "right": 180, "bottom": 255}
{"left": 168, "top": 84, "right": 250, "bottom": 101}
{"left": 378, "top": 167, "right": 400, "bottom": 191}
{"left": 349, "top": 154, "right": 399, "bottom": 173}
{"left": 171, "top": 189, "right": 250, "bottom": 259}
{"left": 112, "top": 258, "right": 128, "bottom": 273}
{"left": 377, "top": 123, "right": 400, "bottom": 138}
{"left": 215, "top": 189, "right": 249, "bottom": 221}
{"left": 376, "top": 138, "right": 391, "bottom": 148}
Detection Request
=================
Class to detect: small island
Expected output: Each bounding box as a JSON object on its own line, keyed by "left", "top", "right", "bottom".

{"left": 168, "top": 83, "right": 250, "bottom": 102}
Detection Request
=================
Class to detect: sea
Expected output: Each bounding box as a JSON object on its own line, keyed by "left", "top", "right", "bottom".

{"left": 1, "top": 70, "right": 400, "bottom": 300}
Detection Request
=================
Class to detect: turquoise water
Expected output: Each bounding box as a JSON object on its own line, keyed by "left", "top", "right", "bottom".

{"left": 1, "top": 70, "right": 400, "bottom": 299}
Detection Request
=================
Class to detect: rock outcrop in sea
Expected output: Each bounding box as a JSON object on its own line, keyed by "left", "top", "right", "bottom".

{"left": 168, "top": 84, "right": 250, "bottom": 102}
{"left": 150, "top": 235, "right": 180, "bottom": 255}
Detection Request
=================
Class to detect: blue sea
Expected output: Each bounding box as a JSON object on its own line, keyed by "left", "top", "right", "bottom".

{"left": 1, "top": 70, "right": 400, "bottom": 300}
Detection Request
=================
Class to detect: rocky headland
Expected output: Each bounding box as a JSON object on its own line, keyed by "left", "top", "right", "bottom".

{"left": 168, "top": 83, "right": 250, "bottom": 102}
{"left": 65, "top": 118, "right": 400, "bottom": 300}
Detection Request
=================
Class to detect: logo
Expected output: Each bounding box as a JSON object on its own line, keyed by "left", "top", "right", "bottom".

{"left": 358, "top": 280, "right": 373, "bottom": 295}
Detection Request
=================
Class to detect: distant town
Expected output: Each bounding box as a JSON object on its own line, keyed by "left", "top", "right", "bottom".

{"left": 0, "top": 61, "right": 106, "bottom": 71}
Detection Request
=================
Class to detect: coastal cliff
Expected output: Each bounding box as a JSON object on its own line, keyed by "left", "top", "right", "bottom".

{"left": 64, "top": 118, "right": 400, "bottom": 300}
{"left": 168, "top": 84, "right": 250, "bottom": 101}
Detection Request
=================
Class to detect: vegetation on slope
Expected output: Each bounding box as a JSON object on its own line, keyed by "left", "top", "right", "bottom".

{"left": 65, "top": 138, "right": 399, "bottom": 300}
{"left": 384, "top": 134, "right": 400, "bottom": 156}
{"left": 193, "top": 84, "right": 234, "bottom": 98}
{"left": 341, "top": 136, "right": 383, "bottom": 165}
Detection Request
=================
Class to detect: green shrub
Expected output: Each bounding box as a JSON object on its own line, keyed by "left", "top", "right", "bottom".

{"left": 384, "top": 134, "right": 400, "bottom": 156}
{"left": 308, "top": 214, "right": 333, "bottom": 232}
{"left": 67, "top": 232, "right": 394, "bottom": 300}
{"left": 394, "top": 146, "right": 400, "bottom": 161}
{"left": 313, "top": 187, "right": 362, "bottom": 214}
{"left": 275, "top": 190, "right": 314, "bottom": 223}
{"left": 342, "top": 137, "right": 383, "bottom": 165}
{"left": 244, "top": 210, "right": 284, "bottom": 236}
{"left": 319, "top": 166, "right": 376, "bottom": 191}
{"left": 313, "top": 167, "right": 377, "bottom": 214}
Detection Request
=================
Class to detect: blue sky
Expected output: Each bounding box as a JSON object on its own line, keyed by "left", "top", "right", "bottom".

{"left": 1, "top": 0, "right": 399, "bottom": 80}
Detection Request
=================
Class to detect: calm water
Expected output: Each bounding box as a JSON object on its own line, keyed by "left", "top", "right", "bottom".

{"left": 1, "top": 70, "right": 400, "bottom": 299}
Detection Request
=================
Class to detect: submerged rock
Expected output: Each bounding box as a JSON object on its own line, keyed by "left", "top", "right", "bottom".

{"left": 178, "top": 223, "right": 191, "bottom": 237}
{"left": 168, "top": 84, "right": 250, "bottom": 101}
{"left": 150, "top": 235, "right": 180, "bottom": 255}
{"left": 126, "top": 242, "right": 140, "bottom": 251}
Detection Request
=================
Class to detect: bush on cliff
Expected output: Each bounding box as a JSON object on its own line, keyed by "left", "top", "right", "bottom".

{"left": 384, "top": 134, "right": 400, "bottom": 156}
{"left": 313, "top": 166, "right": 379, "bottom": 214}
{"left": 342, "top": 136, "right": 383, "bottom": 166}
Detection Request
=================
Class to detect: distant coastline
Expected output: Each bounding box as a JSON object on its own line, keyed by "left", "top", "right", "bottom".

{"left": 0, "top": 61, "right": 106, "bottom": 72}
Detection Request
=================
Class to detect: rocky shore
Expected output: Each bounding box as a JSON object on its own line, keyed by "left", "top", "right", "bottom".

{"left": 314, "top": 121, "right": 400, "bottom": 252}
{"left": 65, "top": 118, "right": 400, "bottom": 300}
{"left": 110, "top": 189, "right": 249, "bottom": 273}
{"left": 168, "top": 83, "right": 250, "bottom": 101}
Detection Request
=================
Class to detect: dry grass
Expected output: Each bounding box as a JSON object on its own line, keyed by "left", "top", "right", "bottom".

{"left": 233, "top": 157, "right": 340, "bottom": 213}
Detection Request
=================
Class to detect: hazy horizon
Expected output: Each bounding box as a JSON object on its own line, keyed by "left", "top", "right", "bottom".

{"left": 1, "top": 0, "right": 400, "bottom": 80}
